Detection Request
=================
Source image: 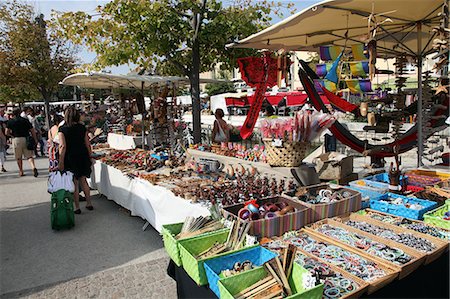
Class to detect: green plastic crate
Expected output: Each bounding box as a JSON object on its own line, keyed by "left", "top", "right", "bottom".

{"left": 424, "top": 200, "right": 450, "bottom": 230}
{"left": 178, "top": 230, "right": 254, "bottom": 285}
{"left": 218, "top": 262, "right": 323, "bottom": 299}
{"left": 162, "top": 222, "right": 228, "bottom": 267}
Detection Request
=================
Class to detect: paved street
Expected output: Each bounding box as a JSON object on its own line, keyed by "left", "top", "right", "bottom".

{"left": 0, "top": 156, "right": 176, "bottom": 298}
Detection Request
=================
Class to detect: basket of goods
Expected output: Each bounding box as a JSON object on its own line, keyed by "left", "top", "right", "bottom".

{"left": 286, "top": 183, "right": 362, "bottom": 222}
{"left": 217, "top": 254, "right": 324, "bottom": 299}
{"left": 282, "top": 230, "right": 398, "bottom": 294}
{"left": 178, "top": 220, "right": 254, "bottom": 285}
{"left": 424, "top": 199, "right": 450, "bottom": 229}
{"left": 162, "top": 215, "right": 225, "bottom": 267}
{"left": 221, "top": 197, "right": 312, "bottom": 238}
{"left": 260, "top": 110, "right": 335, "bottom": 167}
{"left": 369, "top": 193, "right": 438, "bottom": 220}
{"left": 203, "top": 246, "right": 277, "bottom": 297}
{"left": 350, "top": 173, "right": 408, "bottom": 193}
{"left": 347, "top": 186, "right": 384, "bottom": 209}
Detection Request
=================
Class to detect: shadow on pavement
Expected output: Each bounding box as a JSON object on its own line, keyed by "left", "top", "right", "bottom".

{"left": 0, "top": 194, "right": 164, "bottom": 297}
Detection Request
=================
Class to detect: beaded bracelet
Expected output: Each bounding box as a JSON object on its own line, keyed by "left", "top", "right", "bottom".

{"left": 296, "top": 253, "right": 359, "bottom": 299}
{"left": 284, "top": 232, "right": 386, "bottom": 282}
{"left": 345, "top": 220, "right": 436, "bottom": 253}
{"left": 315, "top": 224, "right": 413, "bottom": 265}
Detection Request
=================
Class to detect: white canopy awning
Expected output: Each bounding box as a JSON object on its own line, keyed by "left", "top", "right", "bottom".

{"left": 61, "top": 73, "right": 227, "bottom": 90}
{"left": 229, "top": 0, "right": 444, "bottom": 58}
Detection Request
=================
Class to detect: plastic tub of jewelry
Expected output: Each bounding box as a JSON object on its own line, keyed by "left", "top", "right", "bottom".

{"left": 347, "top": 186, "right": 384, "bottom": 209}
{"left": 178, "top": 229, "right": 255, "bottom": 285}
{"left": 349, "top": 179, "right": 390, "bottom": 193}
{"left": 283, "top": 230, "right": 399, "bottom": 294}
{"left": 217, "top": 262, "right": 323, "bottom": 299}
{"left": 369, "top": 192, "right": 437, "bottom": 220}
{"left": 162, "top": 222, "right": 227, "bottom": 267}
{"left": 203, "top": 246, "right": 277, "bottom": 297}
{"left": 363, "top": 173, "right": 408, "bottom": 188}
{"left": 221, "top": 196, "right": 312, "bottom": 238}
{"left": 285, "top": 183, "right": 362, "bottom": 222}
{"left": 424, "top": 200, "right": 450, "bottom": 230}
{"left": 359, "top": 209, "right": 450, "bottom": 242}
{"left": 306, "top": 219, "right": 425, "bottom": 279}
{"left": 337, "top": 213, "right": 448, "bottom": 265}
{"left": 295, "top": 250, "right": 369, "bottom": 298}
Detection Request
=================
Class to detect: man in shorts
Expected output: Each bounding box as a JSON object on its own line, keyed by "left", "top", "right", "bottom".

{"left": 5, "top": 108, "right": 39, "bottom": 177}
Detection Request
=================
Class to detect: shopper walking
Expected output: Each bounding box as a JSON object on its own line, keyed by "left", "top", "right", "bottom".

{"left": 58, "top": 106, "right": 93, "bottom": 214}
{"left": 5, "top": 108, "right": 38, "bottom": 177}
{"left": 48, "top": 113, "right": 63, "bottom": 172}
{"left": 0, "top": 129, "right": 6, "bottom": 172}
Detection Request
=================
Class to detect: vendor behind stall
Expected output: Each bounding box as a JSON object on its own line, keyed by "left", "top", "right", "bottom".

{"left": 211, "top": 108, "right": 230, "bottom": 144}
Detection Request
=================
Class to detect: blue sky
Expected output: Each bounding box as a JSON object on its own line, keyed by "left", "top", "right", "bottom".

{"left": 30, "top": 0, "right": 321, "bottom": 74}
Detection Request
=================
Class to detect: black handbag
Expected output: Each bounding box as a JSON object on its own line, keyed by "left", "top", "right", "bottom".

{"left": 26, "top": 135, "right": 36, "bottom": 150}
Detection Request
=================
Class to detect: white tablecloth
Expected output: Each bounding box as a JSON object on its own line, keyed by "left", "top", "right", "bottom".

{"left": 107, "top": 133, "right": 142, "bottom": 150}
{"left": 89, "top": 161, "right": 210, "bottom": 232}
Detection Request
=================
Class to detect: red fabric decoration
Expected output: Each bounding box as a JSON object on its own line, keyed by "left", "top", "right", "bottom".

{"left": 244, "top": 199, "right": 259, "bottom": 208}
{"left": 322, "top": 88, "right": 359, "bottom": 114}
{"left": 238, "top": 53, "right": 280, "bottom": 140}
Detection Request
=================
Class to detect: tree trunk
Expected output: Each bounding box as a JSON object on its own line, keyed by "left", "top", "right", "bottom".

{"left": 190, "top": 37, "right": 202, "bottom": 144}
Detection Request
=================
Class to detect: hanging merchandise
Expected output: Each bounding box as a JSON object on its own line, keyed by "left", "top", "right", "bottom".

{"left": 314, "top": 79, "right": 338, "bottom": 93}
{"left": 319, "top": 46, "right": 342, "bottom": 61}
{"left": 315, "top": 63, "right": 332, "bottom": 77}
{"left": 349, "top": 61, "right": 369, "bottom": 77}
{"left": 345, "top": 79, "right": 373, "bottom": 93}
{"left": 351, "top": 44, "right": 369, "bottom": 60}
{"left": 325, "top": 51, "right": 343, "bottom": 84}
{"left": 237, "top": 53, "right": 281, "bottom": 140}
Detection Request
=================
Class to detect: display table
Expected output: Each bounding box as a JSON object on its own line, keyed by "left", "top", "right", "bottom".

{"left": 107, "top": 133, "right": 143, "bottom": 150}
{"left": 187, "top": 149, "right": 295, "bottom": 179}
{"left": 89, "top": 161, "right": 210, "bottom": 232}
{"left": 167, "top": 250, "right": 449, "bottom": 299}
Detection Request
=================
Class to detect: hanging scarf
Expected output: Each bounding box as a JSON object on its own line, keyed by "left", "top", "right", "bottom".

{"left": 238, "top": 53, "right": 279, "bottom": 139}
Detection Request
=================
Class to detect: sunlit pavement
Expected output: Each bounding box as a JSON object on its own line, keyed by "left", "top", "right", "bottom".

{"left": 0, "top": 155, "right": 176, "bottom": 298}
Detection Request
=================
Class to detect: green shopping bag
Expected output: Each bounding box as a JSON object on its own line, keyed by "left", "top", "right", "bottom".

{"left": 51, "top": 189, "right": 75, "bottom": 230}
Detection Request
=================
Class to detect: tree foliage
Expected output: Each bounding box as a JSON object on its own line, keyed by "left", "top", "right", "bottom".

{"left": 52, "top": 0, "right": 295, "bottom": 141}
{"left": 52, "top": 0, "right": 293, "bottom": 76}
{"left": 0, "top": 0, "right": 77, "bottom": 104}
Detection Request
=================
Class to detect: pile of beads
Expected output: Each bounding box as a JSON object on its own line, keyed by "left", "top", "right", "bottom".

{"left": 315, "top": 224, "right": 413, "bottom": 265}
{"left": 296, "top": 253, "right": 360, "bottom": 299}
{"left": 345, "top": 220, "right": 436, "bottom": 253}
{"left": 365, "top": 211, "right": 450, "bottom": 240}
{"left": 395, "top": 219, "right": 450, "bottom": 240}
{"left": 283, "top": 232, "right": 386, "bottom": 282}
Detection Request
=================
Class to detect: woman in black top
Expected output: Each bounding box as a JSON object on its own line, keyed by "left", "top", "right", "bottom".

{"left": 59, "top": 106, "right": 93, "bottom": 214}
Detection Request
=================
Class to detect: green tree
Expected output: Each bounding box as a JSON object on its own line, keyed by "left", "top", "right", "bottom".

{"left": 205, "top": 82, "right": 235, "bottom": 96}
{"left": 52, "top": 0, "right": 294, "bottom": 143}
{"left": 0, "top": 1, "right": 77, "bottom": 125}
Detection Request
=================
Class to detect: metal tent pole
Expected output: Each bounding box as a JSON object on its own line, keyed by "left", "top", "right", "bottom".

{"left": 417, "top": 21, "right": 423, "bottom": 167}
{"left": 141, "top": 82, "right": 145, "bottom": 150}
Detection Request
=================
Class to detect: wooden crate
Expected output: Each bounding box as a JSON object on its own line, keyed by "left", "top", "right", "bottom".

{"left": 337, "top": 213, "right": 448, "bottom": 265}
{"left": 305, "top": 219, "right": 426, "bottom": 280}
{"left": 296, "top": 248, "right": 369, "bottom": 299}
{"left": 362, "top": 209, "right": 450, "bottom": 245}
{"left": 294, "top": 229, "right": 399, "bottom": 294}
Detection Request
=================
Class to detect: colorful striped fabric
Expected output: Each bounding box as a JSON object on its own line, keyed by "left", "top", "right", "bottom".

{"left": 345, "top": 79, "right": 373, "bottom": 93}
{"left": 349, "top": 61, "right": 369, "bottom": 77}
{"left": 316, "top": 63, "right": 332, "bottom": 77}
{"left": 325, "top": 51, "right": 343, "bottom": 83}
{"left": 314, "top": 79, "right": 338, "bottom": 93}
{"left": 319, "top": 45, "right": 342, "bottom": 61}
{"left": 351, "top": 44, "right": 369, "bottom": 60}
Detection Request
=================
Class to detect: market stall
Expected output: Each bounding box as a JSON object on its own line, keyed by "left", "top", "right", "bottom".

{"left": 89, "top": 160, "right": 210, "bottom": 232}
{"left": 107, "top": 132, "right": 142, "bottom": 150}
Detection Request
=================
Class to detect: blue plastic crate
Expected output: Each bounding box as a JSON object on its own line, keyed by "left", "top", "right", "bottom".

{"left": 369, "top": 192, "right": 438, "bottom": 220}
{"left": 150, "top": 153, "right": 169, "bottom": 161}
{"left": 349, "top": 173, "right": 408, "bottom": 193}
{"left": 347, "top": 186, "right": 384, "bottom": 209}
{"left": 203, "top": 246, "right": 277, "bottom": 298}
